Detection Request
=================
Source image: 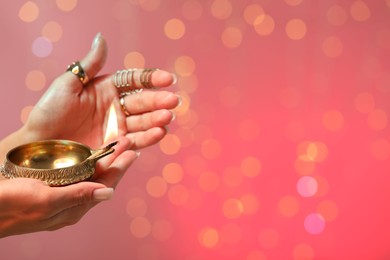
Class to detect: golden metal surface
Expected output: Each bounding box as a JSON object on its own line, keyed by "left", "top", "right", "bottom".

{"left": 1, "top": 140, "right": 117, "bottom": 186}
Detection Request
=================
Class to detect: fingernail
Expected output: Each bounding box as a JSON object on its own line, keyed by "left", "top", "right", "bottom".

{"left": 91, "top": 32, "right": 102, "bottom": 50}
{"left": 170, "top": 111, "right": 176, "bottom": 122}
{"left": 93, "top": 187, "right": 114, "bottom": 201}
{"left": 176, "top": 95, "right": 182, "bottom": 107}
{"left": 135, "top": 151, "right": 141, "bottom": 157}
{"left": 171, "top": 73, "right": 178, "bottom": 85}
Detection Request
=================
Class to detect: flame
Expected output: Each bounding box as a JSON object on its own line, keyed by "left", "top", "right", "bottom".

{"left": 104, "top": 103, "right": 118, "bottom": 143}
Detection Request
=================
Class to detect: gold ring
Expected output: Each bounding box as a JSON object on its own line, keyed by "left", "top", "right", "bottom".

{"left": 67, "top": 61, "right": 89, "bottom": 85}
{"left": 113, "top": 68, "right": 158, "bottom": 97}
{"left": 119, "top": 96, "right": 131, "bottom": 116}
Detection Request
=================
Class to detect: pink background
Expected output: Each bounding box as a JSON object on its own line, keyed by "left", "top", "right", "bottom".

{"left": 1, "top": 0, "right": 390, "bottom": 259}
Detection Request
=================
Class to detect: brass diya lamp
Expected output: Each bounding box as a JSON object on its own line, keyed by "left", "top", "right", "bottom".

{"left": 0, "top": 140, "right": 117, "bottom": 186}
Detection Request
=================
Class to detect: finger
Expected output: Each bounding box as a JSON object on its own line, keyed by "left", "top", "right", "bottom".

{"left": 126, "top": 109, "right": 174, "bottom": 132}
{"left": 94, "top": 150, "right": 139, "bottom": 188}
{"left": 59, "top": 33, "right": 108, "bottom": 94}
{"left": 122, "top": 91, "right": 180, "bottom": 115}
{"left": 112, "top": 69, "right": 176, "bottom": 90}
{"left": 92, "top": 136, "right": 139, "bottom": 187}
{"left": 126, "top": 126, "right": 167, "bottom": 150}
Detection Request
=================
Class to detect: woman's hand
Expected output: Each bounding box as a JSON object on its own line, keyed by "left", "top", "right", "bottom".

{"left": 22, "top": 33, "right": 179, "bottom": 149}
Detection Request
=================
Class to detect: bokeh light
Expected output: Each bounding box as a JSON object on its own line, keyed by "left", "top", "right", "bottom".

{"left": 221, "top": 27, "right": 242, "bottom": 49}
{"left": 25, "top": 70, "right": 46, "bottom": 91}
{"left": 322, "top": 109, "right": 344, "bottom": 132}
{"left": 56, "top": 0, "right": 77, "bottom": 11}
{"left": 159, "top": 134, "right": 181, "bottom": 155}
{"left": 124, "top": 51, "right": 145, "bottom": 68}
{"left": 130, "top": 217, "right": 152, "bottom": 238}
{"left": 278, "top": 195, "right": 300, "bottom": 217}
{"left": 297, "top": 176, "right": 318, "bottom": 197}
{"left": 198, "top": 170, "right": 220, "bottom": 192}
{"left": 41, "top": 21, "right": 63, "bottom": 42}
{"left": 293, "top": 243, "right": 315, "bottom": 260}
{"left": 146, "top": 176, "right": 168, "bottom": 198}
{"left": 240, "top": 156, "right": 262, "bottom": 178}
{"left": 164, "top": 18, "right": 186, "bottom": 40}
{"left": 199, "top": 227, "right": 220, "bottom": 248}
{"left": 162, "top": 162, "right": 184, "bottom": 184}
{"left": 210, "top": 0, "right": 233, "bottom": 20}
{"left": 285, "top": 19, "right": 307, "bottom": 40}
{"left": 350, "top": 0, "right": 371, "bottom": 22}
{"left": 371, "top": 139, "right": 390, "bottom": 161}
{"left": 254, "top": 14, "right": 275, "bottom": 36}
{"left": 32, "top": 37, "right": 53, "bottom": 58}
{"left": 18, "top": 1, "right": 39, "bottom": 22}
{"left": 317, "top": 200, "right": 339, "bottom": 222}
{"left": 367, "top": 109, "right": 388, "bottom": 130}
{"left": 304, "top": 213, "right": 326, "bottom": 235}
{"left": 126, "top": 197, "right": 148, "bottom": 218}
{"left": 222, "top": 198, "right": 244, "bottom": 219}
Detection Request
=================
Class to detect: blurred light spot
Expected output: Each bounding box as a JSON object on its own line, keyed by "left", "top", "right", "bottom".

{"left": 152, "top": 219, "right": 172, "bottom": 241}
{"left": 162, "top": 162, "right": 184, "bottom": 184}
{"left": 124, "top": 51, "right": 145, "bottom": 68}
{"left": 294, "top": 158, "right": 316, "bottom": 175}
{"left": 322, "top": 109, "right": 344, "bottom": 132}
{"left": 243, "top": 4, "right": 265, "bottom": 25}
{"left": 317, "top": 200, "right": 339, "bottom": 222}
{"left": 246, "top": 250, "right": 267, "bottom": 260}
{"left": 160, "top": 134, "right": 181, "bottom": 155}
{"left": 297, "top": 141, "right": 328, "bottom": 162}
{"left": 304, "top": 213, "right": 325, "bottom": 234}
{"left": 297, "top": 176, "right": 318, "bottom": 197}
{"left": 278, "top": 195, "right": 300, "bottom": 217}
{"left": 241, "top": 156, "right": 262, "bottom": 177}
{"left": 19, "top": 1, "right": 39, "bottom": 22}
{"left": 367, "top": 109, "right": 388, "bottom": 130}
{"left": 350, "top": 0, "right": 371, "bottom": 22}
{"left": 221, "top": 27, "right": 242, "bottom": 48}
{"left": 130, "top": 217, "right": 152, "bottom": 238}
{"left": 285, "top": 19, "right": 307, "bottom": 40}
{"left": 178, "top": 75, "right": 198, "bottom": 93}
{"left": 240, "top": 194, "right": 260, "bottom": 215}
{"left": 199, "top": 227, "right": 220, "bottom": 248}
{"left": 176, "top": 108, "right": 198, "bottom": 128}
{"left": 223, "top": 198, "right": 244, "bottom": 219}
{"left": 210, "top": 0, "right": 232, "bottom": 20}
{"left": 199, "top": 170, "right": 220, "bottom": 192}
{"left": 371, "top": 139, "right": 390, "bottom": 160}
{"left": 21, "top": 106, "right": 34, "bottom": 124}
{"left": 42, "top": 21, "right": 63, "bottom": 42}
{"left": 327, "top": 5, "right": 348, "bottom": 26}
{"left": 182, "top": 0, "right": 203, "bottom": 21}
{"left": 219, "top": 86, "right": 241, "bottom": 107}
{"left": 201, "top": 138, "right": 222, "bottom": 160}
{"left": 293, "top": 243, "right": 315, "bottom": 260}
{"left": 25, "top": 70, "right": 46, "bottom": 91}
{"left": 223, "top": 166, "right": 244, "bottom": 187}
{"left": 174, "top": 56, "right": 196, "bottom": 77}
{"left": 174, "top": 91, "right": 191, "bottom": 116}
{"left": 139, "top": 0, "right": 160, "bottom": 11}
{"left": 32, "top": 37, "right": 53, "bottom": 58}
{"left": 126, "top": 197, "right": 148, "bottom": 218}
{"left": 258, "top": 228, "right": 279, "bottom": 249}
{"left": 168, "top": 184, "right": 189, "bottom": 206}
{"left": 221, "top": 223, "right": 242, "bottom": 244}
{"left": 56, "top": 0, "right": 77, "bottom": 11}
{"left": 322, "top": 36, "right": 343, "bottom": 58}
{"left": 254, "top": 15, "right": 275, "bottom": 36}
{"left": 285, "top": 0, "right": 303, "bottom": 6}
{"left": 146, "top": 176, "right": 168, "bottom": 198}
{"left": 238, "top": 119, "right": 260, "bottom": 141}
{"left": 280, "top": 87, "right": 302, "bottom": 109}
{"left": 164, "top": 18, "right": 186, "bottom": 40}
{"left": 355, "top": 92, "right": 375, "bottom": 114}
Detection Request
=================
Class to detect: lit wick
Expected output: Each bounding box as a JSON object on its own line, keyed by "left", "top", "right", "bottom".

{"left": 104, "top": 103, "right": 119, "bottom": 143}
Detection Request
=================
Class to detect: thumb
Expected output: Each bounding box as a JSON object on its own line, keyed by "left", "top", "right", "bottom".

{"left": 60, "top": 33, "right": 108, "bottom": 93}
{"left": 50, "top": 182, "right": 113, "bottom": 213}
